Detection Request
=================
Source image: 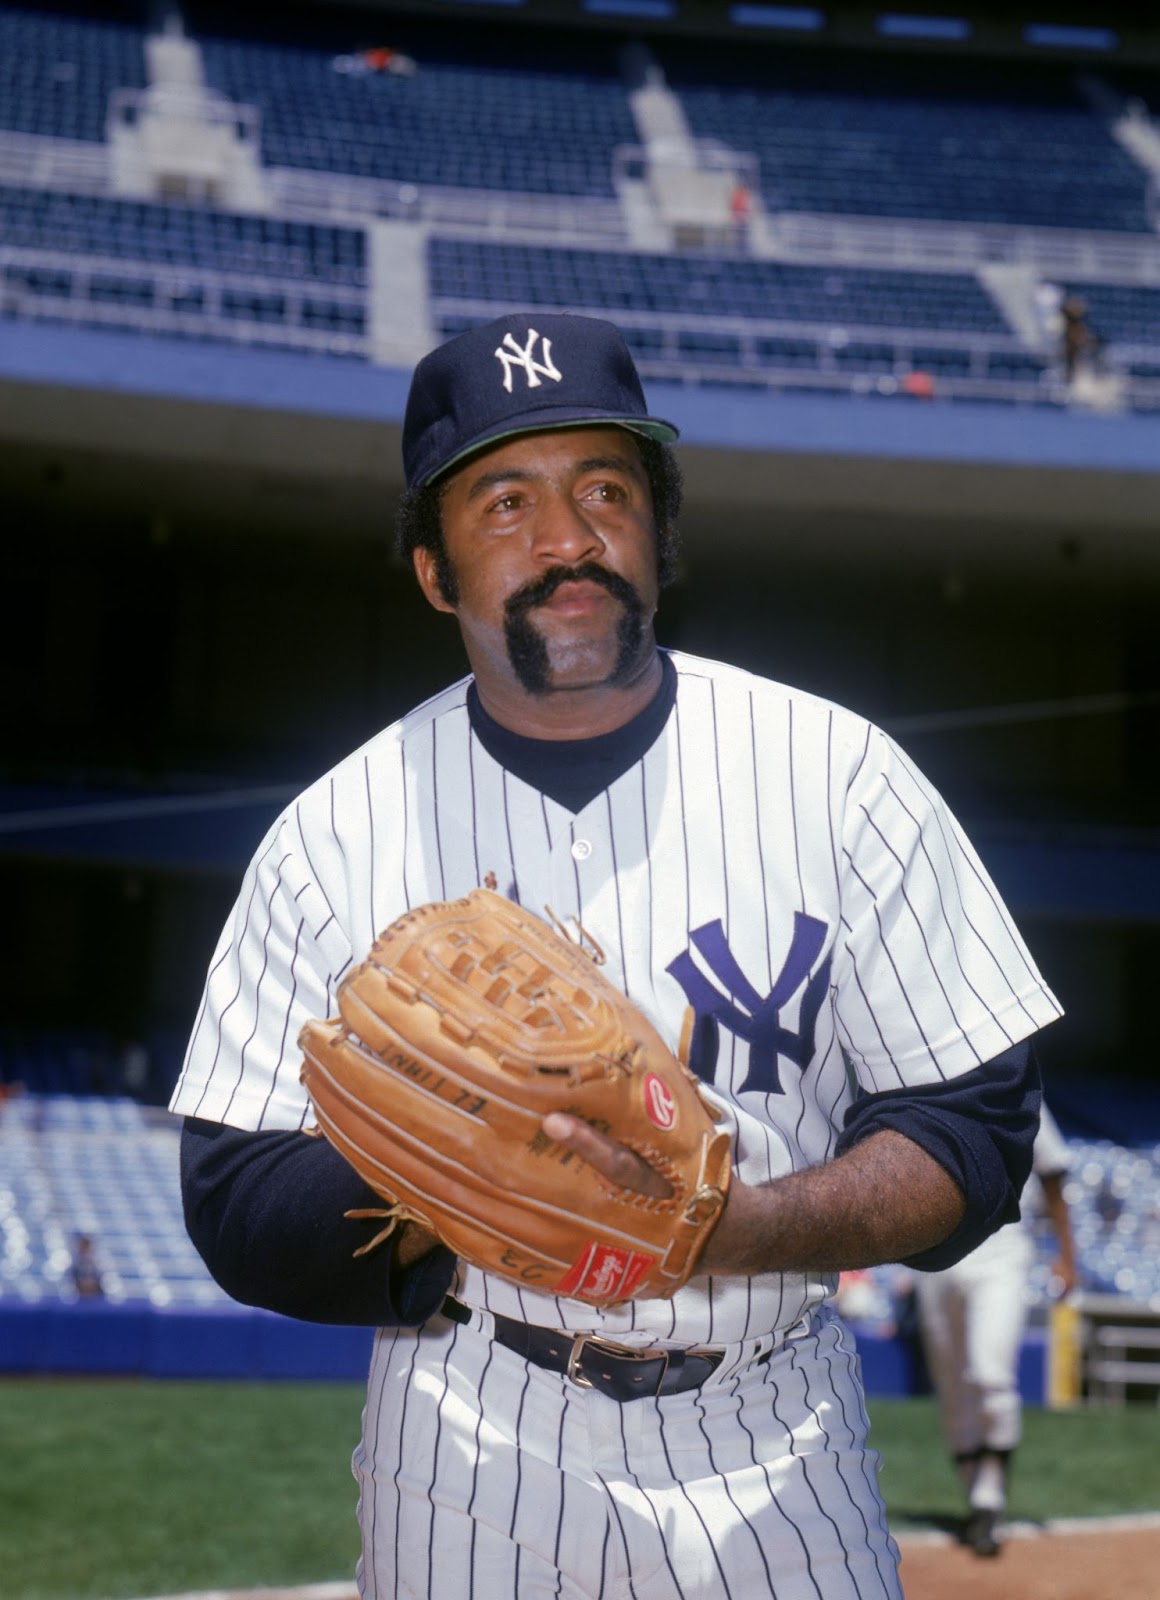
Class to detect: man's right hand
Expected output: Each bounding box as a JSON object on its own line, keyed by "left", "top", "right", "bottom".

{"left": 395, "top": 1220, "right": 443, "bottom": 1268}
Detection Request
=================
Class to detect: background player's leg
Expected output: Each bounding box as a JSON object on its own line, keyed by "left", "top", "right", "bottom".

{"left": 962, "top": 1236, "right": 1033, "bottom": 1463}
{"left": 915, "top": 1269, "right": 977, "bottom": 1460}
{"left": 957, "top": 1234, "right": 1034, "bottom": 1554}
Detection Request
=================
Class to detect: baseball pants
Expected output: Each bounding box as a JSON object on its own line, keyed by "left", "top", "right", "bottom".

{"left": 353, "top": 1302, "right": 902, "bottom": 1600}
{"left": 915, "top": 1227, "right": 1034, "bottom": 1458}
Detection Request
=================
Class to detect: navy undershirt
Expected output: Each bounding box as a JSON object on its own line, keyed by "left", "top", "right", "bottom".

{"left": 179, "top": 652, "right": 1043, "bottom": 1328}
{"left": 466, "top": 649, "right": 678, "bottom": 812}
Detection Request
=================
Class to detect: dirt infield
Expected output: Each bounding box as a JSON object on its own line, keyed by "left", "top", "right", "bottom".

{"left": 897, "top": 1516, "right": 1160, "bottom": 1600}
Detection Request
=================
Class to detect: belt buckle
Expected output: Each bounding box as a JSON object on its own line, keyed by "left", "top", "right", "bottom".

{"left": 567, "top": 1333, "right": 668, "bottom": 1393}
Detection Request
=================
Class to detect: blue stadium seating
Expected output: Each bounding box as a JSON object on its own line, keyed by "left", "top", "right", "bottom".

{"left": 1061, "top": 281, "right": 1160, "bottom": 357}
{"left": 199, "top": 29, "right": 634, "bottom": 197}
{"left": 0, "top": 4, "right": 146, "bottom": 143}
{"left": 0, "top": 6, "right": 631, "bottom": 198}
{"left": 427, "top": 238, "right": 1009, "bottom": 334}
{"left": 427, "top": 237, "right": 1029, "bottom": 390}
{"left": 659, "top": 43, "right": 1154, "bottom": 234}
{"left": 0, "top": 7, "right": 1153, "bottom": 398}
{"left": 0, "top": 184, "right": 367, "bottom": 285}
{"left": 0, "top": 183, "right": 368, "bottom": 350}
{"left": 0, "top": 1092, "right": 226, "bottom": 1308}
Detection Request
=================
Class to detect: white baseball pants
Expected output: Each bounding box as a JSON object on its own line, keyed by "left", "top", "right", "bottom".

{"left": 353, "top": 1303, "right": 902, "bottom": 1600}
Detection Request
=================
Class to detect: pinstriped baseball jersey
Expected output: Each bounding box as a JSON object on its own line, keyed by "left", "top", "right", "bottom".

{"left": 171, "top": 647, "right": 1061, "bottom": 1349}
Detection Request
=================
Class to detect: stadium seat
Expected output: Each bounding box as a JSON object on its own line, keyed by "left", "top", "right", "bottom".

{"left": 657, "top": 41, "right": 1154, "bottom": 235}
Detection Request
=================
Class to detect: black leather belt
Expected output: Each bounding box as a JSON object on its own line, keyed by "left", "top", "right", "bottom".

{"left": 443, "top": 1296, "right": 726, "bottom": 1402}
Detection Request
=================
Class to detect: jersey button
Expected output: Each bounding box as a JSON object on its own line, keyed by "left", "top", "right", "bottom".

{"left": 571, "top": 839, "right": 593, "bottom": 861}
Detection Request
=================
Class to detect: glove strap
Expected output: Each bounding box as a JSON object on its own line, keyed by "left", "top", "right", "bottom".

{"left": 344, "top": 1204, "right": 407, "bottom": 1258}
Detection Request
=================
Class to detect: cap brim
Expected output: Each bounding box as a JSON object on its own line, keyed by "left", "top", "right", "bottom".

{"left": 417, "top": 408, "right": 679, "bottom": 490}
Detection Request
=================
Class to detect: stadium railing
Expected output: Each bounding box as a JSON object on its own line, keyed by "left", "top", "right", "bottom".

{"left": 1, "top": 244, "right": 369, "bottom": 358}
{"left": 2, "top": 13, "right": 1159, "bottom": 409}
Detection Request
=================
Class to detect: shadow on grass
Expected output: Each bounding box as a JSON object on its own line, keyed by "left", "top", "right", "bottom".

{"left": 892, "top": 1509, "right": 1052, "bottom": 1541}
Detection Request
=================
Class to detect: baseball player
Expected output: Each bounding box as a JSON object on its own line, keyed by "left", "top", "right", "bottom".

{"left": 172, "top": 311, "right": 1061, "bottom": 1600}
{"left": 915, "top": 1101, "right": 1076, "bottom": 1557}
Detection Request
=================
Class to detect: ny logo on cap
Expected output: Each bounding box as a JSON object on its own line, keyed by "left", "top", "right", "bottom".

{"left": 494, "top": 328, "right": 563, "bottom": 394}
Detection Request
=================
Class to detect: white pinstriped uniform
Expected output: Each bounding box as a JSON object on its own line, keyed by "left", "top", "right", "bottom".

{"left": 172, "top": 648, "right": 1061, "bottom": 1599}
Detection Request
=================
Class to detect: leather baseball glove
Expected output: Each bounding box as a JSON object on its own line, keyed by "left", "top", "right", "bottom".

{"left": 298, "top": 889, "right": 732, "bottom": 1309}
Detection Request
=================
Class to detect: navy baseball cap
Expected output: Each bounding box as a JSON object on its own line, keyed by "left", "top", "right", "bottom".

{"left": 402, "top": 312, "right": 679, "bottom": 491}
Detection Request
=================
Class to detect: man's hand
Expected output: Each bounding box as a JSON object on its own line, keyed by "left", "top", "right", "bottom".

{"left": 541, "top": 1111, "right": 766, "bottom": 1274}
{"left": 541, "top": 1112, "right": 675, "bottom": 1199}
{"left": 542, "top": 1113, "right": 966, "bottom": 1277}
{"left": 1041, "top": 1172, "right": 1079, "bottom": 1296}
{"left": 301, "top": 889, "right": 731, "bottom": 1307}
{"left": 1049, "top": 1253, "right": 1080, "bottom": 1295}
{"left": 394, "top": 1220, "right": 443, "bottom": 1268}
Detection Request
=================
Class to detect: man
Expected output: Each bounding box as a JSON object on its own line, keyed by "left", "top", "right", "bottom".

{"left": 173, "top": 312, "right": 1061, "bottom": 1599}
{"left": 916, "top": 1101, "right": 1077, "bottom": 1558}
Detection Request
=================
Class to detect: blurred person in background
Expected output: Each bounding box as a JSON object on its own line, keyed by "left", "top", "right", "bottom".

{"left": 1061, "top": 294, "right": 1100, "bottom": 386}
{"left": 70, "top": 1232, "right": 104, "bottom": 1299}
{"left": 332, "top": 44, "right": 417, "bottom": 76}
{"left": 915, "top": 1101, "right": 1077, "bottom": 1557}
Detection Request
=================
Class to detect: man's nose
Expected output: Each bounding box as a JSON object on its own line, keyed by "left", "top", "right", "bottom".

{"left": 531, "top": 492, "right": 605, "bottom": 565}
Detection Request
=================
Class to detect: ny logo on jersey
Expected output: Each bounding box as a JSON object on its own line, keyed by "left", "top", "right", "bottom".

{"left": 666, "top": 913, "right": 831, "bottom": 1095}
{"left": 494, "top": 329, "right": 563, "bottom": 393}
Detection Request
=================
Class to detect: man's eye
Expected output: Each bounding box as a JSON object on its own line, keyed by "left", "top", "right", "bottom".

{"left": 589, "top": 481, "right": 626, "bottom": 502}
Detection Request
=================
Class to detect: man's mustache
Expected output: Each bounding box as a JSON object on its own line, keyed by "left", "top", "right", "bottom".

{"left": 505, "top": 562, "right": 642, "bottom": 621}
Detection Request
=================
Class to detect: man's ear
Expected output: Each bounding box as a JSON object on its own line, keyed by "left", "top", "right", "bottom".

{"left": 413, "top": 547, "right": 456, "bottom": 613}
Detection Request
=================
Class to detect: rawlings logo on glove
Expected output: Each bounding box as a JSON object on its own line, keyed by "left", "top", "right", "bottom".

{"left": 298, "top": 889, "right": 732, "bottom": 1309}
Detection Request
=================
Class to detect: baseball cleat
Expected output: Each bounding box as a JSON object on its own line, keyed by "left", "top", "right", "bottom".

{"left": 963, "top": 1508, "right": 1002, "bottom": 1557}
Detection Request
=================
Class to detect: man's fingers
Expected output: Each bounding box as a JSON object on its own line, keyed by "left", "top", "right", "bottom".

{"left": 543, "top": 1112, "right": 674, "bottom": 1199}
{"left": 395, "top": 1220, "right": 442, "bottom": 1267}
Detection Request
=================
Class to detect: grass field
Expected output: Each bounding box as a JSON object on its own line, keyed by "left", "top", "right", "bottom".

{"left": 3, "top": 1379, "right": 1159, "bottom": 1600}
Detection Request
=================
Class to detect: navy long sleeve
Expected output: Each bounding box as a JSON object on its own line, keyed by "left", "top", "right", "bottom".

{"left": 181, "top": 1036, "right": 1039, "bottom": 1321}
{"left": 834, "top": 1039, "right": 1042, "bottom": 1270}
{"left": 180, "top": 1116, "right": 456, "bottom": 1326}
